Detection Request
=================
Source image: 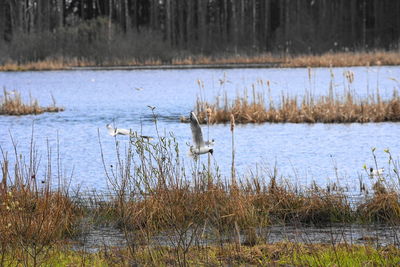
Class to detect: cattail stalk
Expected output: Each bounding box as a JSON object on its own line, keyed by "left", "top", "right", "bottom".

{"left": 207, "top": 108, "right": 212, "bottom": 186}
{"left": 230, "top": 114, "right": 236, "bottom": 184}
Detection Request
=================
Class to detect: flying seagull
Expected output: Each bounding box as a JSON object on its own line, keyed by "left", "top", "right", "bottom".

{"left": 106, "top": 124, "right": 153, "bottom": 140}
{"left": 188, "top": 112, "right": 214, "bottom": 158}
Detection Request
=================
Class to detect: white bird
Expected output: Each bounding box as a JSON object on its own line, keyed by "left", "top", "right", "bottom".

{"left": 369, "top": 167, "right": 384, "bottom": 177}
{"left": 106, "top": 124, "right": 131, "bottom": 136}
{"left": 106, "top": 124, "right": 153, "bottom": 140}
{"left": 188, "top": 112, "right": 214, "bottom": 158}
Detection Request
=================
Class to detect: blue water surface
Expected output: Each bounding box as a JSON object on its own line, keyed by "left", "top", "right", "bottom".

{"left": 1, "top": 66, "right": 399, "bottom": 192}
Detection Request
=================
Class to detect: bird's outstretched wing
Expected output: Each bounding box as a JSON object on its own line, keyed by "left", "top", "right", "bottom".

{"left": 190, "top": 112, "right": 204, "bottom": 147}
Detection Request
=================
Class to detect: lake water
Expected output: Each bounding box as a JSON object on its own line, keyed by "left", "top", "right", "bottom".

{"left": 1, "top": 66, "right": 400, "bottom": 193}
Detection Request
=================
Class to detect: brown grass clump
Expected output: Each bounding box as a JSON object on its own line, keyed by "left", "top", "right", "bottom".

{"left": 0, "top": 88, "right": 64, "bottom": 115}
{"left": 188, "top": 88, "right": 400, "bottom": 124}
{"left": 357, "top": 184, "right": 400, "bottom": 224}
{"left": 250, "top": 178, "right": 352, "bottom": 225}
{"left": 0, "top": 153, "right": 80, "bottom": 266}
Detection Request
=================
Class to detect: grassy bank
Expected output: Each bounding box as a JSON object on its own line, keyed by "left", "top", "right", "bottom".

{"left": 2, "top": 242, "right": 400, "bottom": 266}
{"left": 0, "top": 88, "right": 64, "bottom": 115}
{"left": 0, "top": 51, "right": 399, "bottom": 71}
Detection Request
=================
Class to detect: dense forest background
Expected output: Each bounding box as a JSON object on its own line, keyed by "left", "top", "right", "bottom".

{"left": 0, "top": 0, "right": 399, "bottom": 64}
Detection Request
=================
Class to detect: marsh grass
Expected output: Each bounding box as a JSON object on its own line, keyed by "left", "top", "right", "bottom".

{"left": 0, "top": 134, "right": 80, "bottom": 266}
{"left": 1, "top": 51, "right": 399, "bottom": 71}
{"left": 1, "top": 121, "right": 400, "bottom": 265}
{"left": 1, "top": 241, "right": 399, "bottom": 266}
{"left": 0, "top": 88, "right": 64, "bottom": 115}
{"left": 188, "top": 73, "right": 400, "bottom": 124}
{"left": 98, "top": 116, "right": 400, "bottom": 266}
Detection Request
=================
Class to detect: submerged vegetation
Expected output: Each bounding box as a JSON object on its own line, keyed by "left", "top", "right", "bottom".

{"left": 1, "top": 122, "right": 400, "bottom": 265}
{"left": 186, "top": 69, "right": 400, "bottom": 124}
{"left": 0, "top": 88, "right": 64, "bottom": 115}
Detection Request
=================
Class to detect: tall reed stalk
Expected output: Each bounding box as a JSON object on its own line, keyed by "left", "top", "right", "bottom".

{"left": 230, "top": 114, "right": 236, "bottom": 183}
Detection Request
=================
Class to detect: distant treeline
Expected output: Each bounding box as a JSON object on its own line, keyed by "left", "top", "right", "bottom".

{"left": 0, "top": 0, "right": 399, "bottom": 64}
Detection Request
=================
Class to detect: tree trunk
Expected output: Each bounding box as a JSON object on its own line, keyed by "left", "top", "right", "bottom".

{"left": 108, "top": 0, "right": 113, "bottom": 42}
{"left": 0, "top": 0, "right": 6, "bottom": 42}
{"left": 165, "top": 0, "right": 171, "bottom": 45}
{"left": 231, "top": 0, "right": 238, "bottom": 53}
{"left": 239, "top": 0, "right": 244, "bottom": 45}
{"left": 186, "top": 0, "right": 193, "bottom": 48}
{"left": 264, "top": 0, "right": 270, "bottom": 51}
{"left": 58, "top": 0, "right": 64, "bottom": 28}
{"left": 223, "top": 0, "right": 228, "bottom": 46}
{"left": 178, "top": 0, "right": 185, "bottom": 48}
{"left": 252, "top": 0, "right": 256, "bottom": 49}
{"left": 197, "top": 0, "right": 206, "bottom": 51}
{"left": 124, "top": 0, "right": 130, "bottom": 33}
{"left": 361, "top": 0, "right": 366, "bottom": 49}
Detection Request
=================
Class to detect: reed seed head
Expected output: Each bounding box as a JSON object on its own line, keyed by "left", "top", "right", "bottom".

{"left": 230, "top": 114, "right": 235, "bottom": 131}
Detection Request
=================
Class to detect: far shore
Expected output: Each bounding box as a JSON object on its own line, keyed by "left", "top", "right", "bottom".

{"left": 1, "top": 51, "right": 399, "bottom": 71}
{"left": 67, "top": 62, "right": 281, "bottom": 71}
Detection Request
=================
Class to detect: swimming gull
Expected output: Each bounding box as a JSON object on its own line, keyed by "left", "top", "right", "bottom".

{"left": 106, "top": 124, "right": 153, "bottom": 140}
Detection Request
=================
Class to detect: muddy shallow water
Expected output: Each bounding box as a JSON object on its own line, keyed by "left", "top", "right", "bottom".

{"left": 73, "top": 223, "right": 400, "bottom": 253}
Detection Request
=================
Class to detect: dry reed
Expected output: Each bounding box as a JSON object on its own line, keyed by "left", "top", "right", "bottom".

{"left": 188, "top": 87, "right": 400, "bottom": 124}
{"left": 1, "top": 51, "right": 399, "bottom": 71}
{"left": 101, "top": 126, "right": 399, "bottom": 247}
{"left": 0, "top": 137, "right": 80, "bottom": 266}
{"left": 0, "top": 88, "right": 64, "bottom": 115}
{"left": 0, "top": 126, "right": 399, "bottom": 265}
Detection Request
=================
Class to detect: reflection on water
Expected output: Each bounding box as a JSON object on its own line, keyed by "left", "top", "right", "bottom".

{"left": 73, "top": 224, "right": 400, "bottom": 252}
{"left": 0, "top": 66, "right": 399, "bottom": 193}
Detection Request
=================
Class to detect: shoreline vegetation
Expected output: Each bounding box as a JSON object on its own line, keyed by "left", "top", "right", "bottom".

{"left": 181, "top": 69, "right": 400, "bottom": 124}
{"left": 0, "top": 51, "right": 399, "bottom": 72}
{"left": 187, "top": 88, "right": 400, "bottom": 124}
{"left": 1, "top": 126, "right": 400, "bottom": 265}
{"left": 1, "top": 243, "right": 400, "bottom": 266}
{"left": 0, "top": 88, "right": 64, "bottom": 115}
